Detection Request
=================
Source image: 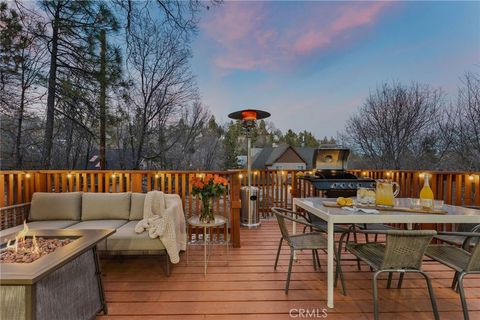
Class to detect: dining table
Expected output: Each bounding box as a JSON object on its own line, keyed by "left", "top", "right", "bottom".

{"left": 292, "top": 197, "right": 480, "bottom": 309}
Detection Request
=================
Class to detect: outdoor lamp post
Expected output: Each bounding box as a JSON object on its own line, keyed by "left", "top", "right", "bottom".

{"left": 228, "top": 109, "right": 271, "bottom": 228}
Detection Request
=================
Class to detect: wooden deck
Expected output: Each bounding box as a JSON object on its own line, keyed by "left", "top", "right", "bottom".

{"left": 98, "top": 220, "right": 480, "bottom": 319}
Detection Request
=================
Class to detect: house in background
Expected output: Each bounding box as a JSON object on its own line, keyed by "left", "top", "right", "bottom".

{"left": 87, "top": 149, "right": 136, "bottom": 170}
{"left": 249, "top": 145, "right": 315, "bottom": 170}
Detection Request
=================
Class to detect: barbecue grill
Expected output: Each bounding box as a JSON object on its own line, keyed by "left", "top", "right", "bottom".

{"left": 303, "top": 147, "right": 375, "bottom": 197}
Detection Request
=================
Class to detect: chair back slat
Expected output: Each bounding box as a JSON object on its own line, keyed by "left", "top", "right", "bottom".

{"left": 274, "top": 211, "right": 291, "bottom": 243}
{"left": 272, "top": 207, "right": 312, "bottom": 246}
{"left": 466, "top": 242, "right": 480, "bottom": 272}
{"left": 457, "top": 223, "right": 479, "bottom": 232}
{"left": 381, "top": 230, "right": 436, "bottom": 270}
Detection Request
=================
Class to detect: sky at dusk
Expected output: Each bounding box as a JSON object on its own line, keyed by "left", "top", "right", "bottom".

{"left": 191, "top": 1, "right": 480, "bottom": 138}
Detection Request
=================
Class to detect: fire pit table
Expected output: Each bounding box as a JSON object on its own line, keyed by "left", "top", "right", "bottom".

{"left": 0, "top": 228, "right": 114, "bottom": 320}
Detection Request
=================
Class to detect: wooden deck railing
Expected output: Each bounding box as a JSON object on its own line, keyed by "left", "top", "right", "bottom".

{"left": 1, "top": 169, "right": 479, "bottom": 245}
{"left": 0, "top": 170, "right": 241, "bottom": 247}
{"left": 349, "top": 170, "right": 480, "bottom": 207}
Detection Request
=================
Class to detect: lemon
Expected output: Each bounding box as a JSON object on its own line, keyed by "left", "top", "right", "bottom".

{"left": 336, "top": 197, "right": 346, "bottom": 206}
{"left": 345, "top": 198, "right": 354, "bottom": 206}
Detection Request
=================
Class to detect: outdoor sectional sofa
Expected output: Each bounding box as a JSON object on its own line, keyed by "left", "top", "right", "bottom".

{"left": 0, "top": 191, "right": 183, "bottom": 276}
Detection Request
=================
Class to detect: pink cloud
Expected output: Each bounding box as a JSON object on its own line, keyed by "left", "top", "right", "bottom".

{"left": 200, "top": 2, "right": 393, "bottom": 72}
{"left": 293, "top": 31, "right": 331, "bottom": 55}
{"left": 331, "top": 2, "right": 388, "bottom": 33}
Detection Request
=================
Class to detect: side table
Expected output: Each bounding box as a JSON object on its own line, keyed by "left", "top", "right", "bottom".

{"left": 187, "top": 214, "right": 229, "bottom": 275}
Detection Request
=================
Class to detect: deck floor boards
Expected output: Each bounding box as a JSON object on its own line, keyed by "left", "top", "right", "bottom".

{"left": 98, "top": 220, "right": 480, "bottom": 319}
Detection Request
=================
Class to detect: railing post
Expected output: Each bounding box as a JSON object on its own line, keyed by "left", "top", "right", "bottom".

{"left": 34, "top": 172, "right": 47, "bottom": 193}
{"left": 0, "top": 174, "right": 4, "bottom": 207}
{"left": 230, "top": 172, "right": 241, "bottom": 248}
{"left": 131, "top": 173, "right": 143, "bottom": 192}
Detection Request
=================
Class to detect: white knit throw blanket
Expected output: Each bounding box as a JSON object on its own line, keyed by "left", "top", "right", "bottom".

{"left": 134, "top": 191, "right": 186, "bottom": 264}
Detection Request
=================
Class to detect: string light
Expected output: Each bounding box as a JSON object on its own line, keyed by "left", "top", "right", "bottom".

{"left": 155, "top": 173, "right": 159, "bottom": 179}
{"left": 111, "top": 173, "right": 116, "bottom": 179}
{"left": 419, "top": 172, "right": 425, "bottom": 179}
{"left": 469, "top": 175, "right": 475, "bottom": 181}
{"left": 67, "top": 173, "right": 72, "bottom": 179}
{"left": 238, "top": 173, "right": 243, "bottom": 179}
{"left": 362, "top": 172, "right": 367, "bottom": 176}
{"left": 25, "top": 173, "right": 31, "bottom": 179}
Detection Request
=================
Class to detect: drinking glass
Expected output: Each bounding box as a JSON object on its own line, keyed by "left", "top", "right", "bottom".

{"left": 433, "top": 200, "right": 445, "bottom": 211}
{"left": 357, "top": 188, "right": 375, "bottom": 206}
{"left": 409, "top": 198, "right": 421, "bottom": 210}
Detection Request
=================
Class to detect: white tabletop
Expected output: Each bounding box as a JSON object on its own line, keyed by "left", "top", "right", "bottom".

{"left": 293, "top": 197, "right": 480, "bottom": 224}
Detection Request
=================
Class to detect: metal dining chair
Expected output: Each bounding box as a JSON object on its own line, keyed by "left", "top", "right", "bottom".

{"left": 346, "top": 229, "right": 439, "bottom": 320}
{"left": 425, "top": 231, "right": 480, "bottom": 320}
{"left": 302, "top": 212, "right": 361, "bottom": 272}
{"left": 272, "top": 207, "right": 346, "bottom": 295}
{"left": 302, "top": 210, "right": 400, "bottom": 290}
{"left": 434, "top": 223, "right": 480, "bottom": 248}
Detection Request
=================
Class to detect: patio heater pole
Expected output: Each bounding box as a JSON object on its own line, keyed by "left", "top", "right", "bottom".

{"left": 247, "top": 134, "right": 252, "bottom": 225}
{"left": 228, "top": 109, "right": 271, "bottom": 228}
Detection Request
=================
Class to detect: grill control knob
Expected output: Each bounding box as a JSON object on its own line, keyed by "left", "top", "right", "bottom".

{"left": 340, "top": 183, "right": 346, "bottom": 188}
{"left": 331, "top": 183, "right": 337, "bottom": 189}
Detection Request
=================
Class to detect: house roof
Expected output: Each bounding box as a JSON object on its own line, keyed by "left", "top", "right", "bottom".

{"left": 87, "top": 149, "right": 134, "bottom": 169}
{"left": 251, "top": 147, "right": 274, "bottom": 169}
{"left": 251, "top": 145, "right": 316, "bottom": 169}
{"left": 265, "top": 145, "right": 290, "bottom": 165}
{"left": 294, "top": 147, "right": 315, "bottom": 169}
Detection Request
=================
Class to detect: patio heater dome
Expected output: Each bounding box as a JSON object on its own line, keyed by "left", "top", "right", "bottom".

{"left": 228, "top": 108, "right": 271, "bottom": 228}
{"left": 228, "top": 109, "right": 271, "bottom": 132}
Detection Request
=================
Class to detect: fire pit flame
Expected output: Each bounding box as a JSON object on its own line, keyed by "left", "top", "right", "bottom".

{"left": 6, "top": 220, "right": 30, "bottom": 254}
{"left": 32, "top": 235, "right": 40, "bottom": 255}
{"left": 1, "top": 221, "right": 74, "bottom": 263}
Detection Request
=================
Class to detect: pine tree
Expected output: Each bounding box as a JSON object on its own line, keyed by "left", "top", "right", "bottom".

{"left": 223, "top": 121, "right": 242, "bottom": 169}
{"left": 40, "top": 0, "right": 98, "bottom": 168}
{"left": 92, "top": 4, "right": 121, "bottom": 169}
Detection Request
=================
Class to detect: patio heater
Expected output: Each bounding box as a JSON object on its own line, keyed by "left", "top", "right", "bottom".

{"left": 228, "top": 109, "right": 271, "bottom": 228}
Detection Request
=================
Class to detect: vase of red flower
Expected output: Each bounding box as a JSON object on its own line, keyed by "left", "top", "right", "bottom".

{"left": 192, "top": 174, "right": 228, "bottom": 223}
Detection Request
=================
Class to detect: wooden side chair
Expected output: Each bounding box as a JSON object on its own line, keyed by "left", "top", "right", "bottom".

{"left": 271, "top": 207, "right": 346, "bottom": 295}
{"left": 346, "top": 229, "right": 439, "bottom": 320}
{"left": 425, "top": 231, "right": 480, "bottom": 320}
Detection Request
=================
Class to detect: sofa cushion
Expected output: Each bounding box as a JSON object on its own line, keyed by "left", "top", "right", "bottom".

{"left": 67, "top": 220, "right": 127, "bottom": 230}
{"left": 107, "top": 221, "right": 165, "bottom": 251}
{"left": 67, "top": 220, "right": 127, "bottom": 250}
{"left": 81, "top": 193, "right": 131, "bottom": 221}
{"left": 29, "top": 192, "right": 82, "bottom": 221}
{"left": 0, "top": 220, "right": 78, "bottom": 237}
{"left": 129, "top": 193, "right": 146, "bottom": 220}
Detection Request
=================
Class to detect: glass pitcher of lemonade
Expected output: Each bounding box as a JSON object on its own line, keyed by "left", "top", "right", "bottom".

{"left": 376, "top": 180, "right": 400, "bottom": 207}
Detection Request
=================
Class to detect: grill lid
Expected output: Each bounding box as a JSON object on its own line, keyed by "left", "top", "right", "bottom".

{"left": 313, "top": 147, "right": 350, "bottom": 171}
